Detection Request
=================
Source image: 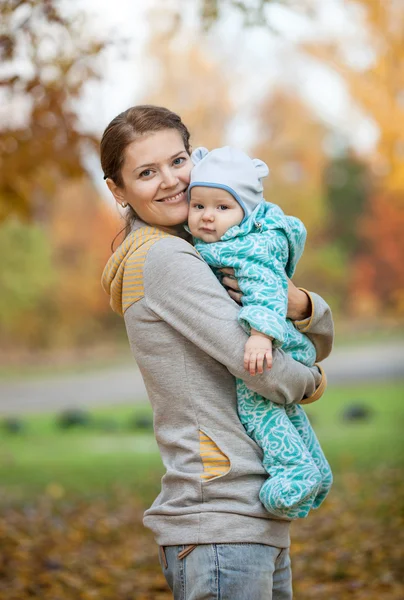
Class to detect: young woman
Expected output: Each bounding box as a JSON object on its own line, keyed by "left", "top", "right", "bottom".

{"left": 101, "top": 105, "right": 333, "bottom": 600}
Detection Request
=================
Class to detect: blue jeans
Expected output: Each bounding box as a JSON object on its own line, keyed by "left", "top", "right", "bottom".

{"left": 159, "top": 543, "right": 293, "bottom": 599}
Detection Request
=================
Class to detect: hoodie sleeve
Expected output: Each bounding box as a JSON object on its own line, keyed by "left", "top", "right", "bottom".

{"left": 142, "top": 237, "right": 324, "bottom": 405}
{"left": 294, "top": 289, "right": 334, "bottom": 361}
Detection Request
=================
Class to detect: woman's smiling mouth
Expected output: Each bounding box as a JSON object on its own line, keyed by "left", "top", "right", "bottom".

{"left": 156, "top": 189, "right": 187, "bottom": 203}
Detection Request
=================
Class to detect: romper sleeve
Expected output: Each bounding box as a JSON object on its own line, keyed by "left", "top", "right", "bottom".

{"left": 237, "top": 213, "right": 307, "bottom": 345}
{"left": 237, "top": 242, "right": 288, "bottom": 345}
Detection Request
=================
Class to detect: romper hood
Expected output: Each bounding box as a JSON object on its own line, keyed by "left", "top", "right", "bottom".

{"left": 189, "top": 146, "right": 269, "bottom": 224}
{"left": 101, "top": 226, "right": 171, "bottom": 316}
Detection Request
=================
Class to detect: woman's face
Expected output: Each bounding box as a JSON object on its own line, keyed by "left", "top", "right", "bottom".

{"left": 107, "top": 129, "right": 192, "bottom": 233}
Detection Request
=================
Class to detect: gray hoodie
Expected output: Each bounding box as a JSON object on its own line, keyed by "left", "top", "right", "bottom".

{"left": 102, "top": 225, "right": 333, "bottom": 547}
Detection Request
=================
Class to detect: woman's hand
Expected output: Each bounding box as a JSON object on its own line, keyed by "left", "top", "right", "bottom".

{"left": 286, "top": 278, "right": 311, "bottom": 321}
{"left": 220, "top": 268, "right": 243, "bottom": 304}
{"left": 221, "top": 268, "right": 312, "bottom": 321}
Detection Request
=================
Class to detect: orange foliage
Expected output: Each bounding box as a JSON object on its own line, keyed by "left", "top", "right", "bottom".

{"left": 301, "top": 1, "right": 404, "bottom": 315}
{"left": 144, "top": 11, "right": 233, "bottom": 149}
{"left": 304, "top": 0, "right": 404, "bottom": 195}
{"left": 0, "top": 0, "right": 106, "bottom": 222}
{"left": 48, "top": 180, "right": 120, "bottom": 344}
{"left": 253, "top": 90, "right": 329, "bottom": 239}
{"left": 0, "top": 469, "right": 403, "bottom": 599}
{"left": 351, "top": 192, "right": 404, "bottom": 315}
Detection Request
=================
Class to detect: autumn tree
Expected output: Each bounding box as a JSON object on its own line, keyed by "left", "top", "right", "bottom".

{"left": 0, "top": 218, "right": 55, "bottom": 348}
{"left": 0, "top": 179, "right": 120, "bottom": 350}
{"left": 302, "top": 1, "right": 404, "bottom": 314}
{"left": 144, "top": 9, "right": 233, "bottom": 149}
{"left": 206, "top": 0, "right": 404, "bottom": 315}
{"left": 252, "top": 90, "right": 353, "bottom": 309}
{"left": 302, "top": 0, "right": 404, "bottom": 196}
{"left": 349, "top": 192, "right": 404, "bottom": 315}
{"left": 324, "top": 154, "right": 370, "bottom": 256}
{"left": 253, "top": 90, "right": 328, "bottom": 238}
{"left": 47, "top": 179, "right": 120, "bottom": 347}
{"left": 0, "top": 0, "right": 107, "bottom": 222}
{"left": 195, "top": 0, "right": 318, "bottom": 30}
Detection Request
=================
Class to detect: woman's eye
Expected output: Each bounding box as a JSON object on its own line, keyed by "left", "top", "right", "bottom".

{"left": 139, "top": 169, "right": 153, "bottom": 178}
{"left": 173, "top": 157, "right": 186, "bottom": 166}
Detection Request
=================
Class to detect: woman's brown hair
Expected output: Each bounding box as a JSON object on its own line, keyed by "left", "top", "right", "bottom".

{"left": 100, "top": 105, "right": 191, "bottom": 249}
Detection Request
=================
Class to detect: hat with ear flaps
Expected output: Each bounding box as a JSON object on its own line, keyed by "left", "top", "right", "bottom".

{"left": 188, "top": 146, "right": 269, "bottom": 224}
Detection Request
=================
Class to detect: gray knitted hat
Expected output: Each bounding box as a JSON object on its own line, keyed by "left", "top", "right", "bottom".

{"left": 188, "top": 146, "right": 269, "bottom": 224}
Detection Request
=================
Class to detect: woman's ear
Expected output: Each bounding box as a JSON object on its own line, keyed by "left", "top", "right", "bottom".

{"left": 252, "top": 158, "right": 269, "bottom": 180}
{"left": 106, "top": 178, "right": 126, "bottom": 207}
{"left": 191, "top": 147, "right": 209, "bottom": 165}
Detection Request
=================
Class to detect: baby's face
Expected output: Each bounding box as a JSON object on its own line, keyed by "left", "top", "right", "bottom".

{"left": 188, "top": 187, "right": 244, "bottom": 242}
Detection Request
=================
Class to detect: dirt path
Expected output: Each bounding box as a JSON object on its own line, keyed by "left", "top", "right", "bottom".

{"left": 0, "top": 343, "right": 403, "bottom": 415}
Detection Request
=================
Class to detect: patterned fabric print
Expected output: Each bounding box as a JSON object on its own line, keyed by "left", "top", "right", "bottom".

{"left": 285, "top": 404, "right": 333, "bottom": 507}
{"left": 199, "top": 430, "right": 231, "bottom": 480}
{"left": 194, "top": 202, "right": 332, "bottom": 518}
{"left": 237, "top": 380, "right": 324, "bottom": 519}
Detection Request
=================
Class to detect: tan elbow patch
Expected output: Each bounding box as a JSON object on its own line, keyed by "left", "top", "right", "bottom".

{"left": 300, "top": 364, "right": 327, "bottom": 405}
{"left": 199, "top": 430, "right": 231, "bottom": 480}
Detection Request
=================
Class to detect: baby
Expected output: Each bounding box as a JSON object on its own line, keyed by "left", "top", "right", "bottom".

{"left": 187, "top": 146, "right": 332, "bottom": 519}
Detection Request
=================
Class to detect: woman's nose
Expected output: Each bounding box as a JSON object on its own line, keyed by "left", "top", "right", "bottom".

{"left": 160, "top": 168, "right": 178, "bottom": 189}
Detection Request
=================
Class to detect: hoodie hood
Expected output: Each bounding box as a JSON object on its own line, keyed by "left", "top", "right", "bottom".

{"left": 188, "top": 146, "right": 269, "bottom": 224}
{"left": 102, "top": 225, "right": 171, "bottom": 316}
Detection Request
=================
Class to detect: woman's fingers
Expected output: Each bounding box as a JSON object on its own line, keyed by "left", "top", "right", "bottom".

{"left": 220, "top": 267, "right": 235, "bottom": 276}
{"left": 222, "top": 275, "right": 240, "bottom": 291}
{"left": 227, "top": 289, "right": 243, "bottom": 304}
{"left": 220, "top": 269, "right": 242, "bottom": 304}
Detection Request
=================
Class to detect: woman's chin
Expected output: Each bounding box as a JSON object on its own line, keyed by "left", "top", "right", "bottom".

{"left": 162, "top": 203, "right": 189, "bottom": 226}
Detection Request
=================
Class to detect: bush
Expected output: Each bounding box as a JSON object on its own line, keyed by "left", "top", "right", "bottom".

{"left": 129, "top": 413, "right": 154, "bottom": 432}
{"left": 2, "top": 417, "right": 25, "bottom": 434}
{"left": 57, "top": 408, "right": 92, "bottom": 429}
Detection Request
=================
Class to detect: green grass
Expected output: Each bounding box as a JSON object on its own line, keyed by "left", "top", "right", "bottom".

{"left": 0, "top": 404, "right": 162, "bottom": 504}
{"left": 305, "top": 381, "right": 404, "bottom": 470}
{"left": 1, "top": 382, "right": 403, "bottom": 504}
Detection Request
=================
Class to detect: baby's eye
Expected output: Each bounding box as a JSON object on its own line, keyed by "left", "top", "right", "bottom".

{"left": 173, "top": 156, "right": 186, "bottom": 166}
{"left": 193, "top": 204, "right": 204, "bottom": 210}
{"left": 218, "top": 205, "right": 229, "bottom": 210}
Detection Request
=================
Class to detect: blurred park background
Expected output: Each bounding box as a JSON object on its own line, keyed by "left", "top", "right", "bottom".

{"left": 0, "top": 0, "right": 403, "bottom": 598}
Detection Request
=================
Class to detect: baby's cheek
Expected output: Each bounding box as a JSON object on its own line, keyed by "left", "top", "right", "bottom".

{"left": 187, "top": 213, "right": 197, "bottom": 235}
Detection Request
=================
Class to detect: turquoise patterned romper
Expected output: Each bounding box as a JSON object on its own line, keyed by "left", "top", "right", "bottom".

{"left": 194, "top": 201, "right": 333, "bottom": 519}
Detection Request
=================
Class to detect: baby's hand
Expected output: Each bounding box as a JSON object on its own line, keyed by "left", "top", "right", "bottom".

{"left": 244, "top": 333, "right": 273, "bottom": 376}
